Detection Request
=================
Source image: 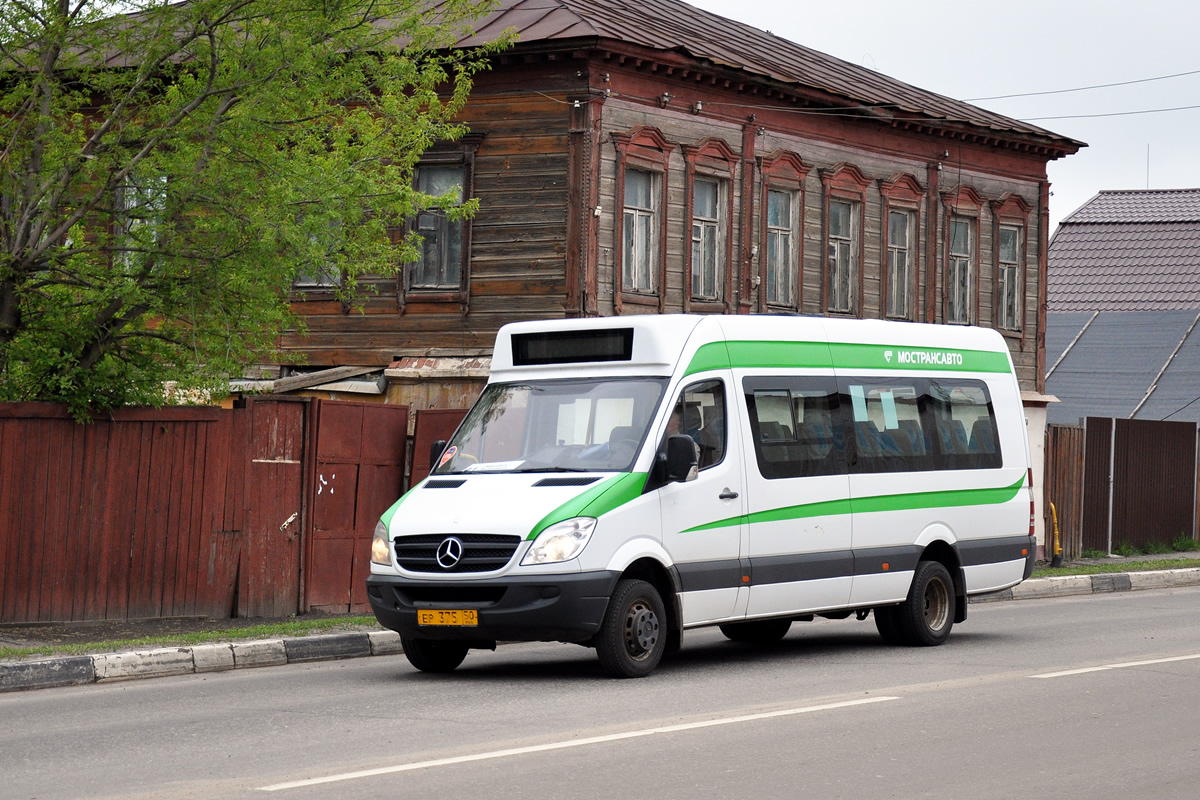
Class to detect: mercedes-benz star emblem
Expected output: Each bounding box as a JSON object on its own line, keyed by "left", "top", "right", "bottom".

{"left": 436, "top": 536, "right": 464, "bottom": 569}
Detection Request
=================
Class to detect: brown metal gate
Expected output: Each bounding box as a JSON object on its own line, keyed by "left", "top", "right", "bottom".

{"left": 304, "top": 400, "right": 408, "bottom": 614}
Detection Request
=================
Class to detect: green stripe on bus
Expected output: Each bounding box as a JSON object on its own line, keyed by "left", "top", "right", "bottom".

{"left": 685, "top": 340, "right": 831, "bottom": 375}
{"left": 684, "top": 340, "right": 1012, "bottom": 376}
{"left": 380, "top": 487, "right": 414, "bottom": 528}
{"left": 529, "top": 472, "right": 649, "bottom": 540}
{"left": 682, "top": 474, "right": 1025, "bottom": 533}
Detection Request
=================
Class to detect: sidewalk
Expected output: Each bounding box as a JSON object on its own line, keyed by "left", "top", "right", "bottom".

{"left": 5, "top": 554, "right": 1200, "bottom": 693}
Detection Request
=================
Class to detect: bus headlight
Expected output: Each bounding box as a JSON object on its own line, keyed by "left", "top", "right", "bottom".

{"left": 521, "top": 518, "right": 597, "bottom": 565}
{"left": 370, "top": 519, "right": 391, "bottom": 565}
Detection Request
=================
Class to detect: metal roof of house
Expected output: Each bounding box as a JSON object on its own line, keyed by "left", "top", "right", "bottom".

{"left": 1060, "top": 188, "right": 1200, "bottom": 224}
{"left": 1046, "top": 310, "right": 1200, "bottom": 424}
{"left": 1048, "top": 190, "right": 1200, "bottom": 312}
{"left": 449, "top": 0, "right": 1081, "bottom": 153}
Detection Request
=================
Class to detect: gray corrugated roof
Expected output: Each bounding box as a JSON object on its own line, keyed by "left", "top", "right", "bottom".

{"left": 1136, "top": 317, "right": 1200, "bottom": 422}
{"left": 1045, "top": 311, "right": 1094, "bottom": 375}
{"left": 451, "top": 0, "right": 1081, "bottom": 151}
{"left": 1046, "top": 310, "right": 1200, "bottom": 424}
{"left": 1048, "top": 217, "right": 1200, "bottom": 312}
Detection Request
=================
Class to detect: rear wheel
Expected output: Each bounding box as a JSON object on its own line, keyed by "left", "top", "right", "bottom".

{"left": 895, "top": 560, "right": 955, "bottom": 646}
{"left": 596, "top": 579, "right": 668, "bottom": 678}
{"left": 401, "top": 638, "right": 469, "bottom": 673}
{"left": 718, "top": 618, "right": 792, "bottom": 644}
{"left": 873, "top": 606, "right": 905, "bottom": 645}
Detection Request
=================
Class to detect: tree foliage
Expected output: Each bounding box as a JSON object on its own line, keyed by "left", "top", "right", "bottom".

{"left": 0, "top": 0, "right": 505, "bottom": 415}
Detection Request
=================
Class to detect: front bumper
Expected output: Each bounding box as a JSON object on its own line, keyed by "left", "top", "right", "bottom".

{"left": 366, "top": 570, "right": 621, "bottom": 644}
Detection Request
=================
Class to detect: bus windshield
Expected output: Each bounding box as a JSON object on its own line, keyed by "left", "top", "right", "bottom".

{"left": 433, "top": 377, "right": 668, "bottom": 474}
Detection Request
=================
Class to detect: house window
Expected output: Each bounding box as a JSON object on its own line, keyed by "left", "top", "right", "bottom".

{"left": 948, "top": 216, "right": 973, "bottom": 324}
{"left": 410, "top": 164, "right": 465, "bottom": 290}
{"left": 886, "top": 210, "right": 913, "bottom": 319}
{"left": 827, "top": 199, "right": 856, "bottom": 314}
{"left": 623, "top": 168, "right": 659, "bottom": 294}
{"left": 765, "top": 189, "right": 796, "bottom": 306}
{"left": 116, "top": 172, "right": 167, "bottom": 272}
{"left": 997, "top": 225, "right": 1021, "bottom": 330}
{"left": 691, "top": 178, "right": 723, "bottom": 301}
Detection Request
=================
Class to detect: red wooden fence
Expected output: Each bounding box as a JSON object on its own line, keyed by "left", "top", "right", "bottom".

{"left": 0, "top": 398, "right": 409, "bottom": 623}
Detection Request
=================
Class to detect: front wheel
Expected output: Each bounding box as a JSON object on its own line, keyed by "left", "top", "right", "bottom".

{"left": 895, "top": 560, "right": 955, "bottom": 646}
{"left": 595, "top": 579, "right": 668, "bottom": 678}
{"left": 401, "top": 638, "right": 469, "bottom": 673}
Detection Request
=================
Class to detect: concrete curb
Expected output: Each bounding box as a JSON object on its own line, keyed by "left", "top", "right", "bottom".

{"left": 0, "top": 630, "right": 403, "bottom": 693}
{"left": 969, "top": 567, "right": 1200, "bottom": 604}
{"left": 6, "top": 567, "right": 1200, "bottom": 693}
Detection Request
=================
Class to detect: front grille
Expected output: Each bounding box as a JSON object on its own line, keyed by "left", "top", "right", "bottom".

{"left": 394, "top": 533, "right": 522, "bottom": 573}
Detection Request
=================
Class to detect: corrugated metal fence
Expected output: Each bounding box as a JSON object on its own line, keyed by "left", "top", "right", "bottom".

{"left": 0, "top": 398, "right": 413, "bottom": 624}
{"left": 1046, "top": 417, "right": 1198, "bottom": 557}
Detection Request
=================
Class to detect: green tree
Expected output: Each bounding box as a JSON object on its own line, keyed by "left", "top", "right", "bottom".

{"left": 0, "top": 0, "right": 505, "bottom": 416}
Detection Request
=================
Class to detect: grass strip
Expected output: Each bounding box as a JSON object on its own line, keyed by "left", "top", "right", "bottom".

{"left": 1033, "top": 558, "right": 1200, "bottom": 579}
{"left": 0, "top": 616, "right": 381, "bottom": 663}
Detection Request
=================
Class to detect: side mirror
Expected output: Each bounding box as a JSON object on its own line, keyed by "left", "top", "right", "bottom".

{"left": 665, "top": 434, "right": 698, "bottom": 483}
{"left": 430, "top": 439, "right": 448, "bottom": 470}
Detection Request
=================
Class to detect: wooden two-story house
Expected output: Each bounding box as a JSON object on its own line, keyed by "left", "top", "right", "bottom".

{"left": 279, "top": 0, "right": 1082, "bottom": 535}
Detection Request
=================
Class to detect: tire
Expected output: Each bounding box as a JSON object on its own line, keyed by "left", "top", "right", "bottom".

{"left": 595, "top": 579, "right": 668, "bottom": 678}
{"left": 718, "top": 618, "right": 792, "bottom": 644}
{"left": 401, "top": 638, "right": 469, "bottom": 673}
{"left": 873, "top": 605, "right": 905, "bottom": 645}
{"left": 895, "top": 560, "right": 955, "bottom": 647}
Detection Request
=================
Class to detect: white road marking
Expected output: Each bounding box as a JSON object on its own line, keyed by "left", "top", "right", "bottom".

{"left": 1032, "top": 652, "right": 1200, "bottom": 679}
{"left": 257, "top": 695, "right": 900, "bottom": 792}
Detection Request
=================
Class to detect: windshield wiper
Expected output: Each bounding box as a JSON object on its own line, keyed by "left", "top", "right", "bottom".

{"left": 516, "top": 466, "right": 591, "bottom": 473}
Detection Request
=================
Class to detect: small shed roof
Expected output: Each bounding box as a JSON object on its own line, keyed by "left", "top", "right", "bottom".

{"left": 1048, "top": 189, "right": 1200, "bottom": 312}
{"left": 448, "top": 0, "right": 1081, "bottom": 154}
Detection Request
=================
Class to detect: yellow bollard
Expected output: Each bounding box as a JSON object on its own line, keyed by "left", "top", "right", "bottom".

{"left": 1050, "top": 501, "right": 1063, "bottom": 567}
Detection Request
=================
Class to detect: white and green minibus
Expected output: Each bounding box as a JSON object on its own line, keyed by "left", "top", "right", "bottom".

{"left": 367, "top": 315, "right": 1035, "bottom": 677}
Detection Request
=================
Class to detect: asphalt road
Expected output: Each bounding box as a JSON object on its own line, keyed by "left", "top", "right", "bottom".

{"left": 5, "top": 587, "right": 1200, "bottom": 799}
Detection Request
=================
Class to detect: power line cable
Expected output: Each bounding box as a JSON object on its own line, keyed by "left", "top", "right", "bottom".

{"left": 966, "top": 68, "right": 1200, "bottom": 101}
{"left": 1022, "top": 103, "right": 1200, "bottom": 121}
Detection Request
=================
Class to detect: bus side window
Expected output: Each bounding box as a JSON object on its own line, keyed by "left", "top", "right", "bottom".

{"left": 843, "top": 380, "right": 924, "bottom": 474}
{"left": 743, "top": 377, "right": 844, "bottom": 479}
{"left": 926, "top": 380, "right": 1001, "bottom": 470}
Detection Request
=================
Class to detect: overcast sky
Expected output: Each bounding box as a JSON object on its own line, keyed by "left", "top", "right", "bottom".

{"left": 688, "top": 0, "right": 1200, "bottom": 234}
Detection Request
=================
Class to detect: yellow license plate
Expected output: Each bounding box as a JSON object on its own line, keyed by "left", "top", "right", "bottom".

{"left": 417, "top": 609, "right": 478, "bottom": 627}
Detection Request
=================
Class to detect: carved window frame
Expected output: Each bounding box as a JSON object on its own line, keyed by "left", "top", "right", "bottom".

{"left": 684, "top": 138, "right": 737, "bottom": 312}
{"left": 992, "top": 192, "right": 1032, "bottom": 338}
{"left": 396, "top": 134, "right": 484, "bottom": 315}
{"left": 758, "top": 151, "right": 810, "bottom": 313}
{"left": 821, "top": 164, "right": 871, "bottom": 317}
{"left": 942, "top": 185, "right": 986, "bottom": 325}
{"left": 612, "top": 126, "right": 673, "bottom": 314}
{"left": 880, "top": 173, "right": 924, "bottom": 321}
